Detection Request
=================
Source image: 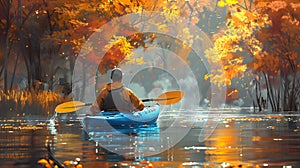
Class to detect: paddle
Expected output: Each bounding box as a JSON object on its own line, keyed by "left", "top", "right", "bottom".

{"left": 142, "top": 90, "right": 184, "bottom": 105}
{"left": 55, "top": 90, "right": 184, "bottom": 113}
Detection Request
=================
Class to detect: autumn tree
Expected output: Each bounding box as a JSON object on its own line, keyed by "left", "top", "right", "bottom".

{"left": 51, "top": 0, "right": 224, "bottom": 101}
{"left": 1, "top": 0, "right": 226, "bottom": 105}
{"left": 0, "top": 0, "right": 13, "bottom": 92}
{"left": 0, "top": 0, "right": 39, "bottom": 91}
{"left": 206, "top": 0, "right": 300, "bottom": 111}
{"left": 0, "top": 0, "right": 56, "bottom": 91}
{"left": 255, "top": 0, "right": 300, "bottom": 111}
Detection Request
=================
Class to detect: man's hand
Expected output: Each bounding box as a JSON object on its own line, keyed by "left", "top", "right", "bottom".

{"left": 90, "top": 102, "right": 100, "bottom": 115}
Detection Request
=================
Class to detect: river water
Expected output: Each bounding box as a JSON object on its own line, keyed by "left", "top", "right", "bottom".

{"left": 1, "top": 108, "right": 300, "bottom": 168}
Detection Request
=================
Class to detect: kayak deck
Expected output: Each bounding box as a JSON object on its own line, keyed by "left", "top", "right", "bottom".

{"left": 82, "top": 105, "right": 160, "bottom": 132}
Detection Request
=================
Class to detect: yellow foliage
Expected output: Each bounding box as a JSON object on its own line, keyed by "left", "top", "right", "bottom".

{"left": 104, "top": 35, "right": 150, "bottom": 66}
{"left": 126, "top": 57, "right": 146, "bottom": 65}
{"left": 204, "top": 74, "right": 211, "bottom": 80}
{"left": 158, "top": 24, "right": 168, "bottom": 32}
{"left": 217, "top": 0, "right": 238, "bottom": 7}
{"left": 181, "top": 28, "right": 194, "bottom": 47}
{"left": 204, "top": 5, "right": 273, "bottom": 86}
{"left": 218, "top": 1, "right": 226, "bottom": 7}
{"left": 226, "top": 0, "right": 238, "bottom": 5}
{"left": 163, "top": 6, "right": 179, "bottom": 22}
{"left": 104, "top": 36, "right": 134, "bottom": 57}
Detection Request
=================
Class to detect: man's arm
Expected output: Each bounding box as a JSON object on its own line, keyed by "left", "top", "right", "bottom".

{"left": 90, "top": 101, "right": 100, "bottom": 115}
{"left": 90, "top": 89, "right": 107, "bottom": 115}
{"left": 127, "top": 89, "right": 145, "bottom": 111}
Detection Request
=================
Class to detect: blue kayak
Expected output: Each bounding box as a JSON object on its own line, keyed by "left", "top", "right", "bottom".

{"left": 82, "top": 105, "right": 160, "bottom": 132}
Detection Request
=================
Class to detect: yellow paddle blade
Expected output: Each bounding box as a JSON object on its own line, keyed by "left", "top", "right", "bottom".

{"left": 154, "top": 90, "right": 184, "bottom": 105}
{"left": 55, "top": 101, "right": 86, "bottom": 113}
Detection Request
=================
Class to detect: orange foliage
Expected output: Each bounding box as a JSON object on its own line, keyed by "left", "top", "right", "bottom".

{"left": 98, "top": 46, "right": 126, "bottom": 74}
{"left": 254, "top": 0, "right": 300, "bottom": 75}
{"left": 209, "top": 0, "right": 297, "bottom": 84}
{"left": 1, "top": 0, "right": 226, "bottom": 88}
{"left": 209, "top": 0, "right": 300, "bottom": 111}
{"left": 96, "top": 33, "right": 157, "bottom": 74}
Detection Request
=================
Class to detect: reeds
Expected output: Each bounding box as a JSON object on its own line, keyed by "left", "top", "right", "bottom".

{"left": 0, "top": 89, "right": 70, "bottom": 118}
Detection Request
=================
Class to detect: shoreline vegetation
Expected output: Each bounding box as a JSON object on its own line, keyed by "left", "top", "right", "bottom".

{"left": 0, "top": 88, "right": 71, "bottom": 118}
{"left": 1, "top": 87, "right": 298, "bottom": 120}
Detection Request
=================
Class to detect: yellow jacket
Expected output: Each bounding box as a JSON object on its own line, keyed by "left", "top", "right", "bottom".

{"left": 90, "top": 82, "right": 144, "bottom": 114}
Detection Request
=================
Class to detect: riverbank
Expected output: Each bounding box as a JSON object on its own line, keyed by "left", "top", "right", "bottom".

{"left": 0, "top": 89, "right": 70, "bottom": 118}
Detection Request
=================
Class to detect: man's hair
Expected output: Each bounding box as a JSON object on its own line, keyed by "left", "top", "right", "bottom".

{"left": 110, "top": 68, "right": 122, "bottom": 81}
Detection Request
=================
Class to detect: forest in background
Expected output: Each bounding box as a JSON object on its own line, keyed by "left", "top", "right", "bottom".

{"left": 0, "top": 0, "right": 299, "bottom": 117}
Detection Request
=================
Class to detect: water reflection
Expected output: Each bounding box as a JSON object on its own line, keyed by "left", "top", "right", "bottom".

{"left": 85, "top": 124, "right": 161, "bottom": 159}
{"left": 0, "top": 120, "right": 49, "bottom": 167}
{"left": 1, "top": 111, "right": 300, "bottom": 167}
{"left": 204, "top": 115, "right": 300, "bottom": 167}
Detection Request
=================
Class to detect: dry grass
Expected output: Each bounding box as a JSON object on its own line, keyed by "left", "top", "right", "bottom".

{"left": 0, "top": 89, "right": 70, "bottom": 118}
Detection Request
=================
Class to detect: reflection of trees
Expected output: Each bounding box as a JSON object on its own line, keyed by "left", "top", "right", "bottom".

{"left": 204, "top": 121, "right": 241, "bottom": 163}
{"left": 205, "top": 117, "right": 300, "bottom": 165}
{"left": 0, "top": 125, "right": 50, "bottom": 167}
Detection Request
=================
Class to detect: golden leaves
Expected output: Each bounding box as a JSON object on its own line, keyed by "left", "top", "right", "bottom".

{"left": 205, "top": 47, "right": 231, "bottom": 86}
{"left": 162, "top": 4, "right": 179, "bottom": 22}
{"left": 267, "top": 1, "right": 287, "bottom": 12}
{"left": 69, "top": 19, "right": 88, "bottom": 28}
{"left": 103, "top": 35, "right": 148, "bottom": 66}
{"left": 105, "top": 36, "right": 134, "bottom": 58}
{"left": 218, "top": 1, "right": 227, "bottom": 7}
{"left": 204, "top": 6, "right": 273, "bottom": 86}
{"left": 255, "top": 1, "right": 268, "bottom": 8}
{"left": 205, "top": 47, "right": 222, "bottom": 63}
{"left": 126, "top": 57, "right": 146, "bottom": 65}
{"left": 158, "top": 24, "right": 168, "bottom": 32}
{"left": 114, "top": 2, "right": 125, "bottom": 15}
{"left": 217, "top": 0, "right": 239, "bottom": 7}
{"left": 227, "top": 8, "right": 271, "bottom": 34}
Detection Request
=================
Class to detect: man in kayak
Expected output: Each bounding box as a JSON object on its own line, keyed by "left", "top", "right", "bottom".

{"left": 90, "top": 68, "right": 145, "bottom": 114}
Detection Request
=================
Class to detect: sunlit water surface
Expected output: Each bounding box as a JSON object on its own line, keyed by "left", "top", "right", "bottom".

{"left": 1, "top": 109, "right": 300, "bottom": 168}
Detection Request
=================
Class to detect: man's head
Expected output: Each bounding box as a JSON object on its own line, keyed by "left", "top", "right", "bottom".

{"left": 110, "top": 68, "right": 123, "bottom": 82}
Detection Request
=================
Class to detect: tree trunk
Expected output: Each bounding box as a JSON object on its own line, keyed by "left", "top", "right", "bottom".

{"left": 2, "top": 0, "right": 12, "bottom": 93}
{"left": 288, "top": 71, "right": 297, "bottom": 111}
{"left": 255, "top": 81, "right": 262, "bottom": 112}
{"left": 276, "top": 82, "right": 280, "bottom": 111}
{"left": 263, "top": 72, "right": 275, "bottom": 111}
{"left": 9, "top": 0, "right": 22, "bottom": 91}
{"left": 10, "top": 52, "right": 19, "bottom": 90}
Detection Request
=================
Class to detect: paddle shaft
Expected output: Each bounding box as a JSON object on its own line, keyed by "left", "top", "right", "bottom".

{"left": 142, "top": 97, "right": 177, "bottom": 102}
{"left": 55, "top": 90, "right": 184, "bottom": 113}
{"left": 63, "top": 98, "right": 175, "bottom": 109}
